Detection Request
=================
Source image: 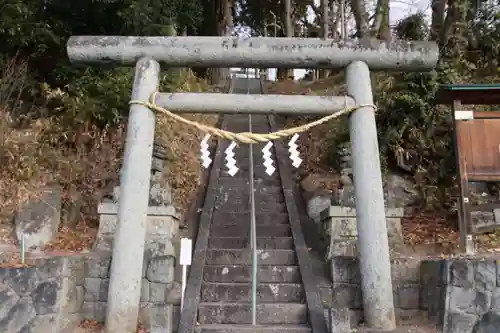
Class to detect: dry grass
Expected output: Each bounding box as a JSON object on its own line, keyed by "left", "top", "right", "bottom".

{"left": 155, "top": 73, "right": 218, "bottom": 212}
{"left": 0, "top": 59, "right": 217, "bottom": 256}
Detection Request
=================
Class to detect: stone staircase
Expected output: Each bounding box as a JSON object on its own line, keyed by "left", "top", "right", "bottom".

{"left": 195, "top": 112, "right": 312, "bottom": 332}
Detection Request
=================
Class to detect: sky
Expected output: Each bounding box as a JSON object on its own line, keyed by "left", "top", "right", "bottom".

{"left": 261, "top": 0, "right": 433, "bottom": 80}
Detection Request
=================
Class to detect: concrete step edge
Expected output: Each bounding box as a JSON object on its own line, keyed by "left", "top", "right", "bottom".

{"left": 208, "top": 237, "right": 293, "bottom": 240}
{"left": 197, "top": 324, "right": 310, "bottom": 328}
{"left": 203, "top": 264, "right": 300, "bottom": 268}
{"left": 201, "top": 282, "right": 302, "bottom": 286}
{"left": 198, "top": 302, "right": 306, "bottom": 306}
{"left": 207, "top": 249, "right": 295, "bottom": 253}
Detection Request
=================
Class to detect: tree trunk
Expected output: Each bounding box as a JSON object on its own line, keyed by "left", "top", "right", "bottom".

{"left": 319, "top": 0, "right": 329, "bottom": 78}
{"left": 374, "top": 0, "right": 390, "bottom": 42}
{"left": 430, "top": 0, "right": 446, "bottom": 42}
{"left": 350, "top": 0, "right": 370, "bottom": 37}
{"left": 440, "top": 0, "right": 470, "bottom": 70}
{"left": 351, "top": 0, "right": 390, "bottom": 41}
{"left": 164, "top": 23, "right": 182, "bottom": 78}
{"left": 210, "top": 0, "right": 232, "bottom": 85}
{"left": 284, "top": 0, "right": 293, "bottom": 80}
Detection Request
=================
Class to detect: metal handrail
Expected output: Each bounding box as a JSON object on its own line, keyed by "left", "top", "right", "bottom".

{"left": 245, "top": 70, "right": 258, "bottom": 325}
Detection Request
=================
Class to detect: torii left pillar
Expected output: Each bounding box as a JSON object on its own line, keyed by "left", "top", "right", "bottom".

{"left": 105, "top": 57, "right": 160, "bottom": 333}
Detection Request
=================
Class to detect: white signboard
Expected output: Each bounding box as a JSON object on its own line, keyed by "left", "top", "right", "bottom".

{"left": 180, "top": 238, "right": 192, "bottom": 266}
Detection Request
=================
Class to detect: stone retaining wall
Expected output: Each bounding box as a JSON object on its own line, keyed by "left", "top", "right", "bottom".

{"left": 0, "top": 256, "right": 86, "bottom": 333}
{"left": 330, "top": 256, "right": 422, "bottom": 324}
{"left": 83, "top": 201, "right": 181, "bottom": 332}
{"left": 1, "top": 186, "right": 181, "bottom": 333}
{"left": 321, "top": 206, "right": 405, "bottom": 258}
{"left": 421, "top": 257, "right": 500, "bottom": 333}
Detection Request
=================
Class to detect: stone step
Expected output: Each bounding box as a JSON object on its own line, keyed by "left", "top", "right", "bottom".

{"left": 214, "top": 198, "right": 286, "bottom": 209}
{"left": 220, "top": 168, "right": 281, "bottom": 178}
{"left": 233, "top": 153, "right": 278, "bottom": 162}
{"left": 211, "top": 225, "right": 291, "bottom": 237}
{"left": 218, "top": 177, "right": 282, "bottom": 187}
{"left": 206, "top": 249, "right": 296, "bottom": 265}
{"left": 212, "top": 212, "right": 289, "bottom": 226}
{"left": 229, "top": 161, "right": 280, "bottom": 170}
{"left": 219, "top": 185, "right": 284, "bottom": 196}
{"left": 214, "top": 193, "right": 285, "bottom": 206}
{"left": 203, "top": 265, "right": 301, "bottom": 283}
{"left": 197, "top": 303, "right": 307, "bottom": 324}
{"left": 208, "top": 237, "right": 294, "bottom": 249}
{"left": 213, "top": 202, "right": 286, "bottom": 214}
{"left": 201, "top": 282, "right": 304, "bottom": 302}
{"left": 195, "top": 324, "right": 311, "bottom": 333}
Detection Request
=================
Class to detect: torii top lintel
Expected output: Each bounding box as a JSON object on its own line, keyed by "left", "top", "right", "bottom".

{"left": 66, "top": 36, "right": 438, "bottom": 72}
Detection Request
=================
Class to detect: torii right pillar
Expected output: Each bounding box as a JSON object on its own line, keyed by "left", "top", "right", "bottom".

{"left": 346, "top": 61, "right": 396, "bottom": 330}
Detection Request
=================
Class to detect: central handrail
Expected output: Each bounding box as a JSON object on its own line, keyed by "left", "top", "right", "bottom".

{"left": 245, "top": 70, "right": 258, "bottom": 325}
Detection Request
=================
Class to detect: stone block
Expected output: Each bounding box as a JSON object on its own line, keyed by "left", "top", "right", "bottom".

{"left": 321, "top": 206, "right": 404, "bottom": 220}
{"left": 86, "top": 254, "right": 111, "bottom": 279}
{"left": 165, "top": 282, "right": 182, "bottom": 305}
{"left": 149, "top": 181, "right": 173, "bottom": 206}
{"left": 326, "top": 239, "right": 357, "bottom": 258}
{"left": 146, "top": 256, "right": 175, "bottom": 284}
{"left": 348, "top": 309, "right": 363, "bottom": 326}
{"left": 420, "top": 285, "right": 442, "bottom": 311}
{"left": 61, "top": 279, "right": 85, "bottom": 314}
{"left": 331, "top": 283, "right": 362, "bottom": 309}
{"left": 387, "top": 217, "right": 404, "bottom": 243}
{"left": 443, "top": 311, "right": 479, "bottom": 333}
{"left": 391, "top": 257, "right": 421, "bottom": 284}
{"left": 475, "top": 260, "right": 497, "bottom": 292}
{"left": 171, "top": 305, "right": 181, "bottom": 333}
{"left": 31, "top": 278, "right": 63, "bottom": 314}
{"left": 2, "top": 267, "right": 42, "bottom": 297}
{"left": 32, "top": 257, "right": 65, "bottom": 279}
{"left": 92, "top": 234, "right": 113, "bottom": 254}
{"left": 27, "top": 313, "right": 58, "bottom": 333}
{"left": 63, "top": 256, "right": 87, "bottom": 286}
{"left": 447, "top": 286, "right": 490, "bottom": 315}
{"left": 330, "top": 257, "right": 360, "bottom": 284}
{"left": 393, "top": 284, "right": 420, "bottom": 309}
{"left": 322, "top": 206, "right": 404, "bottom": 260}
{"left": 421, "top": 259, "right": 445, "bottom": 286}
{"left": 0, "top": 297, "right": 37, "bottom": 333}
{"left": 98, "top": 213, "right": 179, "bottom": 237}
{"left": 307, "top": 196, "right": 333, "bottom": 224}
{"left": 330, "top": 218, "right": 357, "bottom": 238}
{"left": 84, "top": 278, "right": 109, "bottom": 302}
{"left": 15, "top": 187, "right": 61, "bottom": 249}
{"left": 57, "top": 312, "right": 83, "bottom": 333}
{"left": 446, "top": 260, "right": 475, "bottom": 289}
{"left": 141, "top": 279, "right": 150, "bottom": 302}
{"left": 329, "top": 308, "right": 351, "bottom": 333}
{"left": 471, "top": 211, "right": 495, "bottom": 230}
{"left": 0, "top": 284, "right": 20, "bottom": 321}
{"left": 98, "top": 202, "right": 179, "bottom": 218}
{"left": 149, "top": 282, "right": 167, "bottom": 303}
{"left": 82, "top": 301, "right": 107, "bottom": 322}
{"left": 139, "top": 303, "right": 173, "bottom": 333}
{"left": 144, "top": 236, "right": 176, "bottom": 260}
{"left": 330, "top": 256, "right": 422, "bottom": 285}
{"left": 473, "top": 312, "right": 500, "bottom": 333}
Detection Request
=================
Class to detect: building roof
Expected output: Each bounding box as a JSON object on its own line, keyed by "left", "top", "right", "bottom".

{"left": 436, "top": 84, "right": 500, "bottom": 105}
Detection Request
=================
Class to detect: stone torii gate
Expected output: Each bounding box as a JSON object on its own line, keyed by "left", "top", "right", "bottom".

{"left": 66, "top": 36, "right": 438, "bottom": 333}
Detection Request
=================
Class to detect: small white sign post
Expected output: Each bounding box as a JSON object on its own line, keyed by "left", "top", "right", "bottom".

{"left": 179, "top": 238, "right": 192, "bottom": 310}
